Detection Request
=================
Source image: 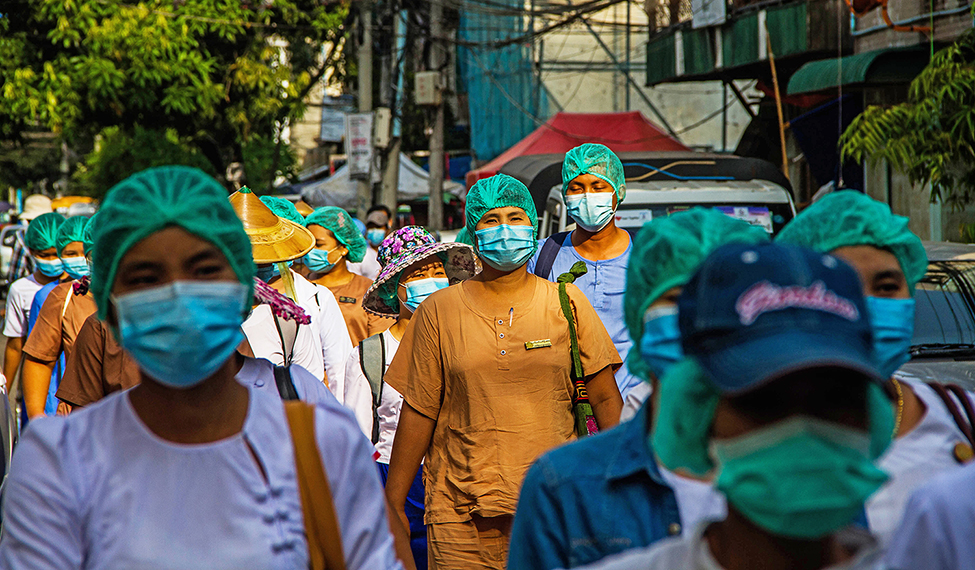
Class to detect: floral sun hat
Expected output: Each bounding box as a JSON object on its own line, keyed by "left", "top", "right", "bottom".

{"left": 363, "top": 225, "right": 478, "bottom": 316}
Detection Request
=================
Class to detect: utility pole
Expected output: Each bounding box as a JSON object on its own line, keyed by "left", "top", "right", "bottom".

{"left": 379, "top": 1, "right": 400, "bottom": 214}
{"left": 356, "top": 1, "right": 374, "bottom": 219}
{"left": 427, "top": 0, "right": 445, "bottom": 232}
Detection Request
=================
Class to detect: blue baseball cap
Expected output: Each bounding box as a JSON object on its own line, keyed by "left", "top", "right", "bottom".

{"left": 678, "top": 242, "right": 881, "bottom": 394}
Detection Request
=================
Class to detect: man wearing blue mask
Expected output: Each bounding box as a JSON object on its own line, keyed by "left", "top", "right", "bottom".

{"left": 3, "top": 212, "right": 66, "bottom": 394}
{"left": 577, "top": 242, "right": 893, "bottom": 570}
{"left": 529, "top": 144, "right": 640, "bottom": 401}
{"left": 776, "top": 190, "right": 974, "bottom": 544}
{"left": 508, "top": 209, "right": 768, "bottom": 570}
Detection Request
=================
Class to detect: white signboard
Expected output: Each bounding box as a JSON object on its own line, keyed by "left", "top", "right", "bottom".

{"left": 691, "top": 0, "right": 727, "bottom": 29}
{"left": 715, "top": 206, "right": 773, "bottom": 233}
{"left": 344, "top": 113, "right": 374, "bottom": 179}
{"left": 615, "top": 209, "right": 653, "bottom": 229}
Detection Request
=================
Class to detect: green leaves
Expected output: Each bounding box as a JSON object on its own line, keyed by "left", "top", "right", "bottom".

{"left": 840, "top": 28, "right": 975, "bottom": 210}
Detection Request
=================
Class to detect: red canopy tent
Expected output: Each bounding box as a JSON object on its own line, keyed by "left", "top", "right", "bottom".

{"left": 465, "top": 111, "right": 689, "bottom": 188}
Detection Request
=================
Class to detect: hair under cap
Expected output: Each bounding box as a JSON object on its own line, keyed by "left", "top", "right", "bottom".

{"left": 776, "top": 191, "right": 927, "bottom": 288}
{"left": 304, "top": 207, "right": 368, "bottom": 263}
{"left": 90, "top": 165, "right": 255, "bottom": 320}
{"left": 25, "top": 212, "right": 66, "bottom": 252}
{"left": 562, "top": 143, "right": 626, "bottom": 202}
{"left": 464, "top": 173, "right": 538, "bottom": 237}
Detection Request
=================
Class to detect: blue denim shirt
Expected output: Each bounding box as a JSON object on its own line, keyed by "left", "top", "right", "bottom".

{"left": 507, "top": 404, "right": 682, "bottom": 569}
{"left": 528, "top": 233, "right": 641, "bottom": 399}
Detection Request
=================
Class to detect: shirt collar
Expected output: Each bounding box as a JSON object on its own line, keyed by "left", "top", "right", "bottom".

{"left": 604, "top": 402, "right": 668, "bottom": 486}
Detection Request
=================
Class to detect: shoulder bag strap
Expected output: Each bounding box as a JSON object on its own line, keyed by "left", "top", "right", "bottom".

{"left": 946, "top": 384, "right": 975, "bottom": 443}
{"left": 61, "top": 287, "right": 73, "bottom": 320}
{"left": 283, "top": 401, "right": 346, "bottom": 570}
{"left": 274, "top": 365, "right": 300, "bottom": 401}
{"left": 927, "top": 382, "right": 975, "bottom": 448}
{"left": 533, "top": 231, "right": 570, "bottom": 279}
{"left": 358, "top": 333, "right": 386, "bottom": 444}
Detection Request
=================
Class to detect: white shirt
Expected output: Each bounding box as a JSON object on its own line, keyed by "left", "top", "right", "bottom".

{"left": 0, "top": 372, "right": 402, "bottom": 570}
{"left": 658, "top": 466, "right": 727, "bottom": 538}
{"left": 343, "top": 329, "right": 403, "bottom": 462}
{"left": 3, "top": 274, "right": 42, "bottom": 338}
{"left": 573, "top": 523, "right": 883, "bottom": 570}
{"left": 243, "top": 305, "right": 326, "bottom": 383}
{"left": 347, "top": 246, "right": 381, "bottom": 281}
{"left": 866, "top": 377, "right": 975, "bottom": 544}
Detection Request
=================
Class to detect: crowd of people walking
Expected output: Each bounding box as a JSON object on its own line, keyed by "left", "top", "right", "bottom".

{"left": 0, "top": 144, "right": 971, "bottom": 570}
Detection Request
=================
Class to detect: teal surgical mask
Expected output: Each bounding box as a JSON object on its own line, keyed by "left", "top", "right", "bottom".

{"left": 35, "top": 258, "right": 64, "bottom": 277}
{"left": 61, "top": 256, "right": 90, "bottom": 280}
{"left": 866, "top": 296, "right": 915, "bottom": 378}
{"left": 474, "top": 224, "right": 536, "bottom": 272}
{"left": 640, "top": 306, "right": 682, "bottom": 380}
{"left": 304, "top": 247, "right": 340, "bottom": 274}
{"left": 113, "top": 281, "right": 250, "bottom": 389}
{"left": 366, "top": 228, "right": 386, "bottom": 247}
{"left": 711, "top": 416, "right": 888, "bottom": 539}
{"left": 565, "top": 192, "right": 615, "bottom": 233}
{"left": 400, "top": 277, "right": 449, "bottom": 312}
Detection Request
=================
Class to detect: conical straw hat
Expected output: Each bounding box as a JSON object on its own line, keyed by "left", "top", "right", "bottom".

{"left": 294, "top": 200, "right": 315, "bottom": 217}
{"left": 230, "top": 187, "right": 315, "bottom": 264}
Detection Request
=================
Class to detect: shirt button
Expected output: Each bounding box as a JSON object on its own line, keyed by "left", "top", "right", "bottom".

{"left": 498, "top": 319, "right": 504, "bottom": 324}
{"left": 501, "top": 350, "right": 506, "bottom": 355}
{"left": 668, "top": 522, "right": 682, "bottom": 536}
{"left": 499, "top": 333, "right": 505, "bottom": 338}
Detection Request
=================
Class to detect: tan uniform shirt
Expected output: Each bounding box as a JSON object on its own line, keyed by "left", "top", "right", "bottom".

{"left": 327, "top": 273, "right": 394, "bottom": 346}
{"left": 56, "top": 314, "right": 141, "bottom": 408}
{"left": 384, "top": 276, "right": 621, "bottom": 524}
{"left": 22, "top": 283, "right": 97, "bottom": 364}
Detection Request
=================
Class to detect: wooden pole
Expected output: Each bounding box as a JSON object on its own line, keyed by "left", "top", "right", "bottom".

{"left": 765, "top": 25, "right": 790, "bottom": 181}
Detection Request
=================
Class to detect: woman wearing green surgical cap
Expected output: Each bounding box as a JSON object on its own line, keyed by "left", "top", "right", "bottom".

{"left": 508, "top": 208, "right": 768, "bottom": 570}
{"left": 776, "top": 190, "right": 971, "bottom": 545}
{"left": 0, "top": 166, "right": 405, "bottom": 570}
{"left": 529, "top": 144, "right": 642, "bottom": 403}
{"left": 304, "top": 206, "right": 394, "bottom": 346}
{"left": 383, "top": 173, "right": 622, "bottom": 569}
{"left": 260, "top": 195, "right": 311, "bottom": 278}
{"left": 20, "top": 215, "right": 99, "bottom": 418}
{"left": 3, "top": 211, "right": 66, "bottom": 393}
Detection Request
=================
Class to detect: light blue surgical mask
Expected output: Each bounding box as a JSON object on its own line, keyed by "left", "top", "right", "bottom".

{"left": 565, "top": 192, "right": 616, "bottom": 233}
{"left": 400, "top": 277, "right": 449, "bottom": 312}
{"left": 113, "top": 281, "right": 250, "bottom": 389}
{"left": 640, "top": 306, "right": 683, "bottom": 380}
{"left": 711, "top": 416, "right": 888, "bottom": 539}
{"left": 35, "top": 258, "right": 64, "bottom": 277}
{"left": 866, "top": 296, "right": 915, "bottom": 378}
{"left": 304, "top": 247, "right": 340, "bottom": 274}
{"left": 474, "top": 224, "right": 536, "bottom": 271}
{"left": 60, "top": 256, "right": 90, "bottom": 280}
{"left": 366, "top": 228, "right": 386, "bottom": 247}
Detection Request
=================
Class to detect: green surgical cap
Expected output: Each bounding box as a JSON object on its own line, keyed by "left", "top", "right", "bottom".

{"left": 55, "top": 216, "right": 89, "bottom": 256}
{"left": 562, "top": 143, "right": 626, "bottom": 202}
{"left": 90, "top": 165, "right": 255, "bottom": 320}
{"left": 304, "top": 207, "right": 367, "bottom": 263}
{"left": 464, "top": 173, "right": 538, "bottom": 237}
{"left": 624, "top": 208, "right": 769, "bottom": 381}
{"left": 83, "top": 212, "right": 100, "bottom": 257}
{"left": 776, "top": 191, "right": 927, "bottom": 287}
{"left": 260, "top": 196, "right": 305, "bottom": 226}
{"left": 25, "top": 212, "right": 66, "bottom": 252}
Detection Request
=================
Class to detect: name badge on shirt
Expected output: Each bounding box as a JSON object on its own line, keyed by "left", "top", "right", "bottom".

{"left": 525, "top": 339, "right": 552, "bottom": 350}
{"left": 338, "top": 296, "right": 357, "bottom": 304}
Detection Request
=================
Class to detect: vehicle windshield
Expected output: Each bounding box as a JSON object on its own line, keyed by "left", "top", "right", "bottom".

{"left": 913, "top": 260, "right": 975, "bottom": 357}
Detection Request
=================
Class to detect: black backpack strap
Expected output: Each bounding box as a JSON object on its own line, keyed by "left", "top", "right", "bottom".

{"left": 274, "top": 365, "right": 300, "bottom": 401}
{"left": 359, "top": 333, "right": 386, "bottom": 444}
{"left": 273, "top": 314, "right": 299, "bottom": 366}
{"left": 927, "top": 382, "right": 975, "bottom": 448}
{"left": 533, "top": 231, "right": 570, "bottom": 279}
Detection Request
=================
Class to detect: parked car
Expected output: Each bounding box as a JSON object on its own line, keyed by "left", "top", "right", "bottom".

{"left": 498, "top": 152, "right": 797, "bottom": 239}
{"left": 900, "top": 241, "right": 975, "bottom": 391}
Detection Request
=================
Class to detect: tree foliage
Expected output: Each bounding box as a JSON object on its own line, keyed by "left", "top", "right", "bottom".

{"left": 840, "top": 26, "right": 975, "bottom": 210}
{"left": 0, "top": 0, "right": 348, "bottom": 186}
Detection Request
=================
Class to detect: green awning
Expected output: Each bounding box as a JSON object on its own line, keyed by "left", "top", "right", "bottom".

{"left": 787, "top": 47, "right": 929, "bottom": 95}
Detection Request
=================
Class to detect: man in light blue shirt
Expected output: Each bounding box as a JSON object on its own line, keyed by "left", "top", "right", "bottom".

{"left": 528, "top": 144, "right": 638, "bottom": 398}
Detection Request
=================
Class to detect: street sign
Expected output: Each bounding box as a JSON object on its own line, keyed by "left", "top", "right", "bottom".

{"left": 345, "top": 113, "right": 374, "bottom": 179}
